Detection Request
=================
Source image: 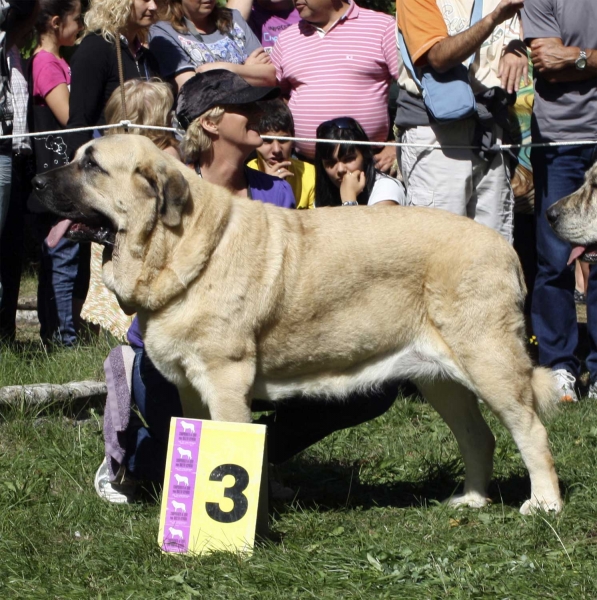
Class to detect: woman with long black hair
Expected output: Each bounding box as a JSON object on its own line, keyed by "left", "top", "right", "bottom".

{"left": 315, "top": 117, "right": 405, "bottom": 208}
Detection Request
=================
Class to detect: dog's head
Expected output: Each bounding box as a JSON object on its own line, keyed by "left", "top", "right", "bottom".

{"left": 547, "top": 162, "right": 597, "bottom": 264}
{"left": 32, "top": 135, "right": 219, "bottom": 311}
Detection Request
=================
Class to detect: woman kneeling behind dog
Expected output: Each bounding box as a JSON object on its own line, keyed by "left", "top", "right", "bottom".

{"left": 95, "top": 70, "right": 409, "bottom": 503}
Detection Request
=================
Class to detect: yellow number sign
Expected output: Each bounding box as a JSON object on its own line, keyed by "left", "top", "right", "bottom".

{"left": 158, "top": 418, "right": 267, "bottom": 555}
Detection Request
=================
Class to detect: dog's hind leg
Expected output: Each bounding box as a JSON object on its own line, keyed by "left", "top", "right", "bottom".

{"left": 417, "top": 379, "right": 495, "bottom": 509}
{"left": 473, "top": 375, "right": 561, "bottom": 514}
{"left": 463, "top": 350, "right": 562, "bottom": 514}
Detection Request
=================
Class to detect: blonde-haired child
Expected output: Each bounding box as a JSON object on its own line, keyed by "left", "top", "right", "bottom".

{"left": 104, "top": 78, "right": 180, "bottom": 159}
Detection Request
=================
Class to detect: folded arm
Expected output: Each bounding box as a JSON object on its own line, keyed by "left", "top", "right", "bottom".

{"left": 529, "top": 38, "right": 597, "bottom": 83}
{"left": 195, "top": 48, "right": 276, "bottom": 87}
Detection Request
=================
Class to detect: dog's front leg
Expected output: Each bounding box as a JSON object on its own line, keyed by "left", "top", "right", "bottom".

{"left": 188, "top": 359, "right": 255, "bottom": 423}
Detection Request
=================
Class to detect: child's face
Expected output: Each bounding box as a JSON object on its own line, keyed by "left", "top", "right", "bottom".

{"left": 322, "top": 147, "right": 365, "bottom": 189}
{"left": 256, "top": 131, "right": 293, "bottom": 167}
{"left": 57, "top": 1, "right": 83, "bottom": 47}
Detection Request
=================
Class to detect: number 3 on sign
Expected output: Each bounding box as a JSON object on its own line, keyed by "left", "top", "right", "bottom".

{"left": 159, "top": 418, "right": 267, "bottom": 555}
{"left": 205, "top": 464, "right": 250, "bottom": 523}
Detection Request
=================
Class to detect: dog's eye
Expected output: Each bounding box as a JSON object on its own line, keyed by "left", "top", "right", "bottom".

{"left": 81, "top": 155, "right": 103, "bottom": 172}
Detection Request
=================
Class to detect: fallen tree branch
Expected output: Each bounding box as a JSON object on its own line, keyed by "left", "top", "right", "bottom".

{"left": 0, "top": 381, "right": 107, "bottom": 406}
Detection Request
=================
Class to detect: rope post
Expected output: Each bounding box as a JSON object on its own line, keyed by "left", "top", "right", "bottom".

{"left": 114, "top": 32, "right": 129, "bottom": 133}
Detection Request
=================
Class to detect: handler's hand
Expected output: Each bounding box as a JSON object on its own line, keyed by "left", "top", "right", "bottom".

{"left": 499, "top": 40, "right": 529, "bottom": 93}
{"left": 340, "top": 170, "right": 366, "bottom": 203}
{"left": 373, "top": 145, "right": 397, "bottom": 176}
{"left": 530, "top": 38, "right": 577, "bottom": 74}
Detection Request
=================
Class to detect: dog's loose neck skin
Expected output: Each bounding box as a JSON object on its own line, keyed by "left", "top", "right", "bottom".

{"left": 106, "top": 175, "right": 233, "bottom": 313}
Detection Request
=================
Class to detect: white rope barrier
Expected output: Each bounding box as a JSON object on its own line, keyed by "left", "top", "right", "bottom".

{"left": 3, "top": 120, "right": 597, "bottom": 151}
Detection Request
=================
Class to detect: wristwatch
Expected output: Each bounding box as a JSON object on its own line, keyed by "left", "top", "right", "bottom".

{"left": 575, "top": 49, "right": 588, "bottom": 71}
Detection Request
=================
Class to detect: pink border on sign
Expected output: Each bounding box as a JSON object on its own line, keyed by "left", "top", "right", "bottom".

{"left": 161, "top": 419, "right": 202, "bottom": 553}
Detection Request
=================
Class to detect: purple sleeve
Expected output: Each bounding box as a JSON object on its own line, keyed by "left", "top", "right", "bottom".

{"left": 246, "top": 168, "right": 296, "bottom": 208}
{"left": 277, "top": 179, "right": 296, "bottom": 208}
{"left": 127, "top": 317, "right": 144, "bottom": 349}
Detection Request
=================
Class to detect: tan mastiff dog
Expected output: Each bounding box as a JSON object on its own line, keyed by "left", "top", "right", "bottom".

{"left": 547, "top": 161, "right": 597, "bottom": 264}
{"left": 32, "top": 135, "right": 562, "bottom": 514}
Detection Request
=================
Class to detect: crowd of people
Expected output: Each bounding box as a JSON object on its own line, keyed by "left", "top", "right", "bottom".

{"left": 0, "top": 0, "right": 595, "bottom": 500}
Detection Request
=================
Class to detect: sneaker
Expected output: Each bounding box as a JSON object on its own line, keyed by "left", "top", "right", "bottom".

{"left": 94, "top": 458, "right": 137, "bottom": 504}
{"left": 574, "top": 289, "right": 587, "bottom": 305}
{"left": 587, "top": 381, "right": 597, "bottom": 401}
{"left": 553, "top": 369, "right": 579, "bottom": 403}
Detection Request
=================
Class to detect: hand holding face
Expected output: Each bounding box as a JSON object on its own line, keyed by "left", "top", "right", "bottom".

{"left": 262, "top": 160, "right": 294, "bottom": 180}
{"left": 340, "top": 170, "right": 366, "bottom": 203}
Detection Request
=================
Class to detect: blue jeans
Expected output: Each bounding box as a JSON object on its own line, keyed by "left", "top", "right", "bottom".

{"left": 531, "top": 143, "right": 597, "bottom": 380}
{"left": 126, "top": 346, "right": 183, "bottom": 482}
{"left": 0, "top": 152, "right": 13, "bottom": 309}
{"left": 37, "top": 217, "right": 90, "bottom": 346}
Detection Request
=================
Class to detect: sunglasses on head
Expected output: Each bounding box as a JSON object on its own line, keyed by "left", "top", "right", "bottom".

{"left": 318, "top": 117, "right": 367, "bottom": 137}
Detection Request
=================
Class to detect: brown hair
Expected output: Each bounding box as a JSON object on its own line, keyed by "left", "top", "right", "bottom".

{"left": 164, "top": 0, "right": 233, "bottom": 35}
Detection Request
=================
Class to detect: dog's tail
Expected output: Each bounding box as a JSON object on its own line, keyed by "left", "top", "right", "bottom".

{"left": 531, "top": 366, "right": 559, "bottom": 420}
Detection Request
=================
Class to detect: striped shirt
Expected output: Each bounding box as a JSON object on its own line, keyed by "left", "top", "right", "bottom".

{"left": 271, "top": 2, "right": 400, "bottom": 158}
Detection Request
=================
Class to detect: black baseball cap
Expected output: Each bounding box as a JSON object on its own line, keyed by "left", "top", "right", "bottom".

{"left": 175, "top": 70, "right": 280, "bottom": 130}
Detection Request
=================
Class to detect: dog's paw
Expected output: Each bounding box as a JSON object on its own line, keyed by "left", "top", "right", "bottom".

{"left": 519, "top": 497, "right": 563, "bottom": 515}
{"left": 443, "top": 492, "right": 491, "bottom": 509}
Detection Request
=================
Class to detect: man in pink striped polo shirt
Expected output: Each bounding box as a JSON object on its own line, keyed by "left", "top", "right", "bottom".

{"left": 270, "top": 0, "right": 400, "bottom": 170}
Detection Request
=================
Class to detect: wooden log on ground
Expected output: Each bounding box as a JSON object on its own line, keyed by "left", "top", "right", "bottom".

{"left": 0, "top": 381, "right": 107, "bottom": 406}
{"left": 16, "top": 309, "right": 39, "bottom": 324}
{"left": 17, "top": 298, "right": 37, "bottom": 311}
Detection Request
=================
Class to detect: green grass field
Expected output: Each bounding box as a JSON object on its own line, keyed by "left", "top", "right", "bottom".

{"left": 1, "top": 276, "right": 596, "bottom": 598}
{"left": 1, "top": 363, "right": 597, "bottom": 597}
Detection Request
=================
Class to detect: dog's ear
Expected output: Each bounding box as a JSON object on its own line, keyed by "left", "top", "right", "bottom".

{"left": 159, "top": 168, "right": 190, "bottom": 228}
{"left": 138, "top": 162, "right": 190, "bottom": 228}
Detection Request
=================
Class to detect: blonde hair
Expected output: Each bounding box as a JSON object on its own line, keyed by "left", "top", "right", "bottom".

{"left": 84, "top": 0, "right": 164, "bottom": 43}
{"left": 180, "top": 106, "right": 225, "bottom": 162}
{"left": 105, "top": 79, "right": 178, "bottom": 152}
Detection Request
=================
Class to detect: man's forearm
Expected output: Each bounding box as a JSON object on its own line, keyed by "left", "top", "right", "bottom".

{"left": 534, "top": 44, "right": 597, "bottom": 83}
{"left": 426, "top": 14, "right": 500, "bottom": 73}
